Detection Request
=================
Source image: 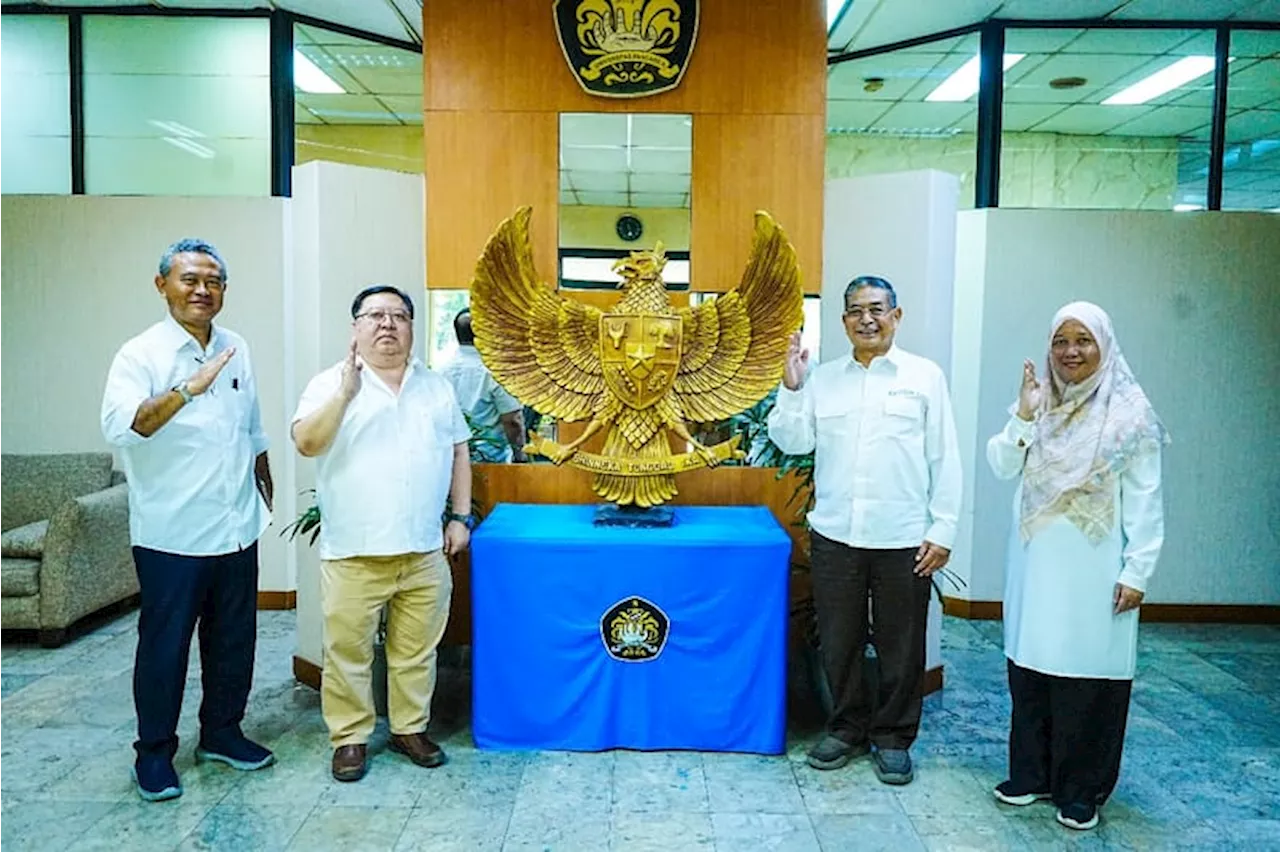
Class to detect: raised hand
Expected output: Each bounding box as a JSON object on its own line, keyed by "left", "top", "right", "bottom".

{"left": 339, "top": 338, "right": 362, "bottom": 402}
{"left": 782, "top": 332, "right": 809, "bottom": 391}
{"left": 1016, "top": 358, "right": 1043, "bottom": 421}
{"left": 186, "top": 347, "right": 236, "bottom": 396}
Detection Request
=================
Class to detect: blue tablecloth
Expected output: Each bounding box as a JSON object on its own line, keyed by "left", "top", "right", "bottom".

{"left": 471, "top": 504, "right": 791, "bottom": 754}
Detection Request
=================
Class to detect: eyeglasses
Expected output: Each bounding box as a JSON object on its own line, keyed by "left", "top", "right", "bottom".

{"left": 355, "top": 309, "right": 412, "bottom": 326}
{"left": 843, "top": 305, "right": 889, "bottom": 321}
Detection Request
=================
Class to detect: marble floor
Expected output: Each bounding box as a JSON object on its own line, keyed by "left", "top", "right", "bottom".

{"left": 2, "top": 610, "right": 1278, "bottom": 851}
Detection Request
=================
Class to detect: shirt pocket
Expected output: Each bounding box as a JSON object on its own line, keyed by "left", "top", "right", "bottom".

{"left": 813, "top": 397, "right": 854, "bottom": 500}
{"left": 882, "top": 395, "right": 926, "bottom": 439}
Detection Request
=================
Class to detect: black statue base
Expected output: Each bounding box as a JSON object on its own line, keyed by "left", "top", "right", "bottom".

{"left": 593, "top": 504, "right": 676, "bottom": 528}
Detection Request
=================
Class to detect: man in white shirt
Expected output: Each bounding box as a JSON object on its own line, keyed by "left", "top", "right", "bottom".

{"left": 768, "top": 275, "right": 961, "bottom": 786}
{"left": 439, "top": 309, "right": 527, "bottom": 463}
{"left": 292, "top": 285, "right": 473, "bottom": 783}
{"left": 101, "top": 238, "right": 276, "bottom": 803}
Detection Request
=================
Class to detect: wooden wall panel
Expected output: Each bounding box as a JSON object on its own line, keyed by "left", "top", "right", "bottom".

{"left": 424, "top": 110, "right": 558, "bottom": 289}
{"left": 691, "top": 113, "right": 825, "bottom": 294}
{"left": 423, "top": 0, "right": 825, "bottom": 115}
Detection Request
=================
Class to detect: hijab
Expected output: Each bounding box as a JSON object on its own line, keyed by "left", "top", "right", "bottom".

{"left": 1018, "top": 301, "right": 1170, "bottom": 544}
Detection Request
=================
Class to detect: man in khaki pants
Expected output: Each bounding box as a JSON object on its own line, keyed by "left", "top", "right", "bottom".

{"left": 292, "top": 285, "right": 474, "bottom": 782}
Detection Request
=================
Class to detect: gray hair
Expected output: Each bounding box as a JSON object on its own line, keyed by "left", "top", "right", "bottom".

{"left": 158, "top": 238, "right": 228, "bottom": 280}
{"left": 843, "top": 275, "right": 897, "bottom": 309}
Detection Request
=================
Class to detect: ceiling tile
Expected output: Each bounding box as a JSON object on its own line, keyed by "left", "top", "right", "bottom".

{"left": 559, "top": 189, "right": 579, "bottom": 205}
{"left": 629, "top": 171, "right": 692, "bottom": 193}
{"left": 566, "top": 170, "right": 627, "bottom": 192}
{"left": 1003, "top": 102, "right": 1067, "bottom": 132}
{"left": 997, "top": 0, "right": 1124, "bottom": 18}
{"left": 1233, "top": 0, "right": 1280, "bottom": 21}
{"left": 561, "top": 146, "right": 629, "bottom": 172}
{"left": 630, "top": 192, "right": 688, "bottom": 208}
{"left": 332, "top": 46, "right": 423, "bottom": 96}
{"left": 873, "top": 101, "right": 977, "bottom": 130}
{"left": 1003, "top": 28, "right": 1087, "bottom": 54}
{"left": 828, "top": 53, "right": 951, "bottom": 101}
{"left": 827, "top": 100, "right": 892, "bottom": 129}
{"left": 1227, "top": 109, "right": 1280, "bottom": 142}
{"left": 846, "top": 0, "right": 1001, "bottom": 53}
{"left": 276, "top": 0, "right": 415, "bottom": 46}
{"left": 295, "top": 23, "right": 375, "bottom": 47}
{"left": 1109, "top": 0, "right": 1252, "bottom": 20}
{"left": 630, "top": 148, "right": 692, "bottom": 173}
{"left": 1109, "top": 105, "right": 1217, "bottom": 136}
{"left": 629, "top": 114, "right": 691, "bottom": 148}
{"left": 1029, "top": 103, "right": 1150, "bottom": 134}
{"left": 294, "top": 103, "right": 324, "bottom": 125}
{"left": 1228, "top": 30, "right": 1280, "bottom": 58}
{"left": 1003, "top": 53, "right": 1151, "bottom": 104}
{"left": 1228, "top": 59, "right": 1280, "bottom": 109}
{"left": 377, "top": 95, "right": 423, "bottom": 122}
{"left": 576, "top": 191, "right": 629, "bottom": 207}
{"left": 562, "top": 113, "right": 627, "bottom": 148}
{"left": 1062, "top": 28, "right": 1201, "bottom": 55}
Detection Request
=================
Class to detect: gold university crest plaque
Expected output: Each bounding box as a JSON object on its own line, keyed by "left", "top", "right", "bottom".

{"left": 554, "top": 0, "right": 699, "bottom": 98}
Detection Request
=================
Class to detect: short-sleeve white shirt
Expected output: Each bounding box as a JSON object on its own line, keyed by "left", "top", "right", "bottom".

{"left": 293, "top": 357, "right": 470, "bottom": 560}
{"left": 100, "top": 315, "right": 270, "bottom": 556}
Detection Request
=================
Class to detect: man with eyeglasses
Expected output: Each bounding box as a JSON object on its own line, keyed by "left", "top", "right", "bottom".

{"left": 101, "top": 238, "right": 276, "bottom": 802}
{"left": 292, "top": 285, "right": 472, "bottom": 783}
{"left": 767, "top": 275, "right": 961, "bottom": 786}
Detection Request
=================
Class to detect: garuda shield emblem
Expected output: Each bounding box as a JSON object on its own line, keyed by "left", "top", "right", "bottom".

{"left": 600, "top": 314, "right": 682, "bottom": 410}
{"left": 554, "top": 0, "right": 700, "bottom": 98}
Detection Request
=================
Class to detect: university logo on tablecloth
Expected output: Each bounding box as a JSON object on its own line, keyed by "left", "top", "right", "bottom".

{"left": 601, "top": 596, "right": 669, "bottom": 661}
{"left": 554, "top": 0, "right": 700, "bottom": 98}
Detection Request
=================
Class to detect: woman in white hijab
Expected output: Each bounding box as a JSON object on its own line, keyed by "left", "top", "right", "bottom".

{"left": 986, "top": 301, "right": 1169, "bottom": 832}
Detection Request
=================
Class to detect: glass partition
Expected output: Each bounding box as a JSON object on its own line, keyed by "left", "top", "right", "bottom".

{"left": 82, "top": 16, "right": 271, "bottom": 195}
{"left": 1223, "top": 30, "right": 1280, "bottom": 211}
{"left": 1, "top": 15, "right": 72, "bottom": 194}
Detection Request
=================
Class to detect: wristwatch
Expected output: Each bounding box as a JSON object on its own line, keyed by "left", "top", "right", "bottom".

{"left": 446, "top": 512, "right": 476, "bottom": 530}
{"left": 172, "top": 382, "right": 194, "bottom": 404}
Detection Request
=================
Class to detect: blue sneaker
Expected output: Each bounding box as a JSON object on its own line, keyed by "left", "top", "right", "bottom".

{"left": 195, "top": 732, "right": 275, "bottom": 771}
{"left": 132, "top": 757, "right": 182, "bottom": 802}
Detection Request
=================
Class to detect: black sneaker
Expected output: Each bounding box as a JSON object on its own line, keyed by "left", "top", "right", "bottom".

{"left": 132, "top": 756, "right": 182, "bottom": 802}
{"left": 872, "top": 748, "right": 913, "bottom": 785}
{"left": 1057, "top": 802, "right": 1100, "bottom": 830}
{"left": 195, "top": 732, "right": 276, "bottom": 771}
{"left": 994, "top": 780, "right": 1052, "bottom": 806}
{"left": 806, "top": 735, "right": 869, "bottom": 770}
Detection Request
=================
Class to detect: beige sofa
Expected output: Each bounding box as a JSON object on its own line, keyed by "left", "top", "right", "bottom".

{"left": 1, "top": 453, "right": 137, "bottom": 646}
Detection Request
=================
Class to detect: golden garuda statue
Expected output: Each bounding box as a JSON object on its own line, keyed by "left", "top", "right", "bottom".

{"left": 469, "top": 207, "right": 803, "bottom": 508}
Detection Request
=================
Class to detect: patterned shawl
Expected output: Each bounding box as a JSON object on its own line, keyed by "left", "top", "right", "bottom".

{"left": 1018, "top": 302, "right": 1170, "bottom": 545}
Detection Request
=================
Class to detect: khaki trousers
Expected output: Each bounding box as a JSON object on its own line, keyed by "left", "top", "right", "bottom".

{"left": 320, "top": 550, "right": 452, "bottom": 747}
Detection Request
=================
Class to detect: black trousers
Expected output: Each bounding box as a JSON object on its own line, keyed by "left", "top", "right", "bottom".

{"left": 809, "top": 532, "right": 932, "bottom": 749}
{"left": 1007, "top": 659, "right": 1132, "bottom": 808}
{"left": 132, "top": 544, "right": 259, "bottom": 761}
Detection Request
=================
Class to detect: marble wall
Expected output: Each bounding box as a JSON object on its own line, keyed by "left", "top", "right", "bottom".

{"left": 826, "top": 131, "right": 1180, "bottom": 211}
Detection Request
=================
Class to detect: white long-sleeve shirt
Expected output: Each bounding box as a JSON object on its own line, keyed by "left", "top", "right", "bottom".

{"left": 101, "top": 315, "right": 270, "bottom": 556}
{"left": 293, "top": 358, "right": 471, "bottom": 560}
{"left": 987, "top": 415, "right": 1164, "bottom": 679}
{"left": 767, "top": 346, "right": 962, "bottom": 550}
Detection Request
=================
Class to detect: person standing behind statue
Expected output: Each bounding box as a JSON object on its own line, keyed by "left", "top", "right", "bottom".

{"left": 292, "top": 285, "right": 473, "bottom": 783}
{"left": 101, "top": 238, "right": 276, "bottom": 802}
{"left": 987, "top": 301, "right": 1168, "bottom": 832}
{"left": 439, "top": 308, "right": 527, "bottom": 462}
{"left": 767, "top": 275, "right": 962, "bottom": 786}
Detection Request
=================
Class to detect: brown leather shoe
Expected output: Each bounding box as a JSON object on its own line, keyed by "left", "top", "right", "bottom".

{"left": 388, "top": 732, "right": 446, "bottom": 768}
{"left": 332, "top": 744, "right": 368, "bottom": 782}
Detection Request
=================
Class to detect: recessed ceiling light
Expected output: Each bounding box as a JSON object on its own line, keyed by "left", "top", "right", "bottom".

{"left": 294, "top": 50, "right": 345, "bottom": 94}
{"left": 1102, "top": 56, "right": 1217, "bottom": 106}
{"left": 925, "top": 54, "right": 1026, "bottom": 102}
{"left": 1173, "top": 203, "right": 1204, "bottom": 211}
